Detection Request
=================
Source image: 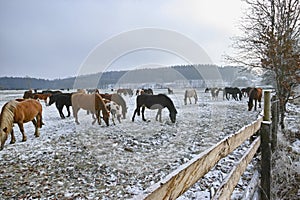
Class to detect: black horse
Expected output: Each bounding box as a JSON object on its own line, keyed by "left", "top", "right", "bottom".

{"left": 223, "top": 87, "right": 242, "bottom": 101}
{"left": 241, "top": 87, "right": 253, "bottom": 97}
{"left": 46, "top": 93, "right": 73, "bottom": 119}
{"left": 132, "top": 94, "right": 177, "bottom": 123}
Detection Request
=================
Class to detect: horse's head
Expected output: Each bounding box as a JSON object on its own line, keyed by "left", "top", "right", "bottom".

{"left": 0, "top": 127, "right": 8, "bottom": 150}
{"left": 169, "top": 110, "right": 177, "bottom": 123}
{"left": 103, "top": 111, "right": 110, "bottom": 126}
{"left": 248, "top": 101, "right": 253, "bottom": 111}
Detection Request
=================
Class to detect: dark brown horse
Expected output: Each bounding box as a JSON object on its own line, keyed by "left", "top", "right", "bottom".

{"left": 132, "top": 94, "right": 177, "bottom": 123}
{"left": 0, "top": 99, "right": 43, "bottom": 150}
{"left": 248, "top": 88, "right": 263, "bottom": 111}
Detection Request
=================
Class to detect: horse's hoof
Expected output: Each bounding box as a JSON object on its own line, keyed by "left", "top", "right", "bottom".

{"left": 22, "top": 139, "right": 27, "bottom": 142}
{"left": 10, "top": 140, "right": 16, "bottom": 144}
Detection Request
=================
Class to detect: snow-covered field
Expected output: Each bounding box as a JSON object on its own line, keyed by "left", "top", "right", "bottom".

{"left": 0, "top": 89, "right": 262, "bottom": 199}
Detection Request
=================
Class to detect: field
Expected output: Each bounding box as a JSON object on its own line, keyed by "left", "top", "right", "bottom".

{"left": 0, "top": 89, "right": 261, "bottom": 199}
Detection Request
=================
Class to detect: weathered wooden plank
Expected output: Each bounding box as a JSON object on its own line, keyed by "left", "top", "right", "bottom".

{"left": 132, "top": 116, "right": 263, "bottom": 200}
{"left": 212, "top": 137, "right": 261, "bottom": 200}
{"left": 241, "top": 170, "right": 260, "bottom": 200}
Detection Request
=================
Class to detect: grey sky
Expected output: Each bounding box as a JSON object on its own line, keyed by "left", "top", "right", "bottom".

{"left": 0, "top": 0, "right": 246, "bottom": 79}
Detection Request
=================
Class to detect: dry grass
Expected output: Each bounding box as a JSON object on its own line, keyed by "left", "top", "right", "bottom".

{"left": 271, "top": 114, "right": 300, "bottom": 199}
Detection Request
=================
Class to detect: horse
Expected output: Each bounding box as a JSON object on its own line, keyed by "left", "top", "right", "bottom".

{"left": 32, "top": 93, "right": 52, "bottom": 104}
{"left": 241, "top": 87, "right": 253, "bottom": 97}
{"left": 184, "top": 89, "right": 198, "bottom": 105}
{"left": 205, "top": 87, "right": 221, "bottom": 100}
{"left": 104, "top": 100, "right": 122, "bottom": 125}
{"left": 117, "top": 88, "right": 133, "bottom": 96}
{"left": 167, "top": 88, "right": 174, "bottom": 94}
{"left": 0, "top": 99, "right": 43, "bottom": 150}
{"left": 132, "top": 94, "right": 177, "bottom": 123}
{"left": 23, "top": 90, "right": 34, "bottom": 99}
{"left": 140, "top": 88, "right": 154, "bottom": 95}
{"left": 223, "top": 87, "right": 242, "bottom": 101}
{"left": 71, "top": 93, "right": 110, "bottom": 126}
{"left": 46, "top": 93, "right": 73, "bottom": 119}
{"left": 99, "top": 93, "right": 127, "bottom": 119}
{"left": 248, "top": 88, "right": 263, "bottom": 111}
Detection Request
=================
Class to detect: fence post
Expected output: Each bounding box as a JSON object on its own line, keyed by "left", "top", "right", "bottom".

{"left": 263, "top": 90, "right": 271, "bottom": 121}
{"left": 260, "top": 121, "right": 272, "bottom": 200}
{"left": 271, "top": 96, "right": 278, "bottom": 151}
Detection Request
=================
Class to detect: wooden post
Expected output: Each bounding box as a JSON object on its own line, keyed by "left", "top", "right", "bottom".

{"left": 263, "top": 90, "right": 271, "bottom": 121}
{"left": 260, "top": 121, "right": 272, "bottom": 200}
{"left": 271, "top": 96, "right": 278, "bottom": 151}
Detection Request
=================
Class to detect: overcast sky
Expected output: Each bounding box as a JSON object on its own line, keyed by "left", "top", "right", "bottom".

{"left": 0, "top": 0, "right": 247, "bottom": 79}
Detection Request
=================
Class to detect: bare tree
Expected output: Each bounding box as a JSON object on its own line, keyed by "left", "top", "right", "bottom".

{"left": 228, "top": 0, "right": 300, "bottom": 129}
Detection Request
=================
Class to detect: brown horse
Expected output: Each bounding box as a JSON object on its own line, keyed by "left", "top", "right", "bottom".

{"left": 248, "top": 88, "right": 263, "bottom": 111}
{"left": 0, "top": 99, "right": 43, "bottom": 150}
{"left": 71, "top": 93, "right": 110, "bottom": 126}
{"left": 33, "top": 93, "right": 52, "bottom": 104}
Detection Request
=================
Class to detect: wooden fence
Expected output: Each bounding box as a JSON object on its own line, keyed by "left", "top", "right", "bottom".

{"left": 132, "top": 91, "right": 278, "bottom": 200}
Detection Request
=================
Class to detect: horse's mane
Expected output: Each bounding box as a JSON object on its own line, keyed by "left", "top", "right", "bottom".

{"left": 158, "top": 94, "right": 177, "bottom": 113}
{"left": 0, "top": 100, "right": 18, "bottom": 132}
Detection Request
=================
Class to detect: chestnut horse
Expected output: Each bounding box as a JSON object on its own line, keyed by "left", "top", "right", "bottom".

{"left": 248, "top": 88, "right": 263, "bottom": 111}
{"left": 71, "top": 93, "right": 110, "bottom": 126}
{"left": 0, "top": 99, "right": 43, "bottom": 150}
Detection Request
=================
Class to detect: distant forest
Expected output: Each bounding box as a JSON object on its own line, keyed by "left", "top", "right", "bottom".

{"left": 0, "top": 65, "right": 244, "bottom": 90}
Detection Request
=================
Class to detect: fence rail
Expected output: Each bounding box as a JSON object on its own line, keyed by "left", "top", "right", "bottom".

{"left": 132, "top": 91, "right": 277, "bottom": 200}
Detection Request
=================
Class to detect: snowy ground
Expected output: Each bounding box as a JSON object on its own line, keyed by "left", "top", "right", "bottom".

{"left": 0, "top": 89, "right": 262, "bottom": 199}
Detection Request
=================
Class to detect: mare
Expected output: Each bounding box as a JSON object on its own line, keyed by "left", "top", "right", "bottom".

{"left": 99, "top": 93, "right": 127, "bottom": 119}
{"left": 184, "top": 89, "right": 198, "bottom": 105}
{"left": 132, "top": 94, "right": 177, "bottom": 123}
{"left": 46, "top": 93, "right": 73, "bottom": 119}
{"left": 71, "top": 93, "right": 110, "bottom": 126}
{"left": 0, "top": 99, "right": 43, "bottom": 150}
{"left": 223, "top": 87, "right": 242, "bottom": 101}
{"left": 205, "top": 88, "right": 221, "bottom": 100}
{"left": 241, "top": 87, "right": 253, "bottom": 97}
{"left": 248, "top": 88, "right": 263, "bottom": 111}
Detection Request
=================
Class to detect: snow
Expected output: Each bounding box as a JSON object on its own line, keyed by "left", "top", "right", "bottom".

{"left": 0, "top": 89, "right": 263, "bottom": 199}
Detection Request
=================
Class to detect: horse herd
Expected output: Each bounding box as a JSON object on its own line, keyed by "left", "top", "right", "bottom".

{"left": 0, "top": 87, "right": 262, "bottom": 150}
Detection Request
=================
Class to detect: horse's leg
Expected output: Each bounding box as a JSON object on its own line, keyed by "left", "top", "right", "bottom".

{"left": 155, "top": 109, "right": 162, "bottom": 122}
{"left": 95, "top": 110, "right": 101, "bottom": 125}
{"left": 184, "top": 98, "right": 187, "bottom": 105}
{"left": 141, "top": 106, "right": 147, "bottom": 121}
{"left": 32, "top": 119, "right": 40, "bottom": 137}
{"left": 9, "top": 129, "right": 16, "bottom": 144}
{"left": 17, "top": 122, "right": 27, "bottom": 142}
{"left": 66, "top": 106, "right": 71, "bottom": 117}
{"left": 73, "top": 107, "right": 80, "bottom": 125}
{"left": 254, "top": 100, "right": 257, "bottom": 111}
{"left": 57, "top": 104, "right": 65, "bottom": 119}
{"left": 189, "top": 97, "right": 192, "bottom": 104}
{"left": 132, "top": 106, "right": 139, "bottom": 122}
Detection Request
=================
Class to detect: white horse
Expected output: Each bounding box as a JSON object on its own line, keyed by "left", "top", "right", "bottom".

{"left": 105, "top": 101, "right": 122, "bottom": 125}
{"left": 184, "top": 89, "right": 198, "bottom": 105}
